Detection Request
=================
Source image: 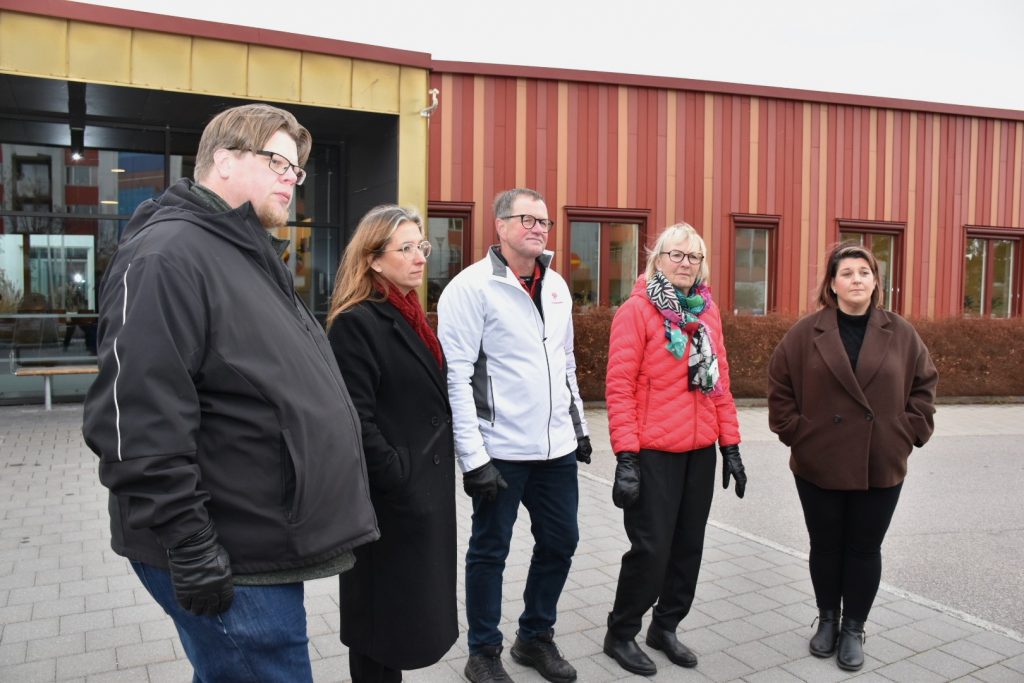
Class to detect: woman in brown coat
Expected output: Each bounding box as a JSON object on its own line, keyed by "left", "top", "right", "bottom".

{"left": 767, "top": 242, "right": 937, "bottom": 672}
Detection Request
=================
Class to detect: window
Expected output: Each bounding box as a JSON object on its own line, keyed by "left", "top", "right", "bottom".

{"left": 731, "top": 214, "right": 778, "bottom": 315}
{"left": 426, "top": 202, "right": 473, "bottom": 311}
{"left": 837, "top": 220, "right": 904, "bottom": 311}
{"left": 566, "top": 208, "right": 646, "bottom": 307}
{"left": 963, "top": 227, "right": 1022, "bottom": 318}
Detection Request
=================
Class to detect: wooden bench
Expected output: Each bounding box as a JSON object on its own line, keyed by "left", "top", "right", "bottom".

{"left": 13, "top": 365, "right": 98, "bottom": 410}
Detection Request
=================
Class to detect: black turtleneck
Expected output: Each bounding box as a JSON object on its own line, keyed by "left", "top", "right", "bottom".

{"left": 837, "top": 307, "right": 871, "bottom": 371}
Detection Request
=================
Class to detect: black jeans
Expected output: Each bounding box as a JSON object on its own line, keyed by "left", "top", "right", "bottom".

{"left": 349, "top": 650, "right": 401, "bottom": 682}
{"left": 608, "top": 446, "right": 716, "bottom": 639}
{"left": 794, "top": 474, "right": 903, "bottom": 621}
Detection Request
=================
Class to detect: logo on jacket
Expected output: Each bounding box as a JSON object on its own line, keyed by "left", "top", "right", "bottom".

{"left": 549, "top": 290, "right": 563, "bottom": 304}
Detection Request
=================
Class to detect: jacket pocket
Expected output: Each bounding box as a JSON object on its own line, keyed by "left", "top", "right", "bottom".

{"left": 376, "top": 446, "right": 410, "bottom": 495}
{"left": 280, "top": 429, "right": 305, "bottom": 523}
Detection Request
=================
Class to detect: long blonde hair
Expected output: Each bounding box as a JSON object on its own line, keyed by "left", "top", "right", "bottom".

{"left": 326, "top": 205, "right": 423, "bottom": 327}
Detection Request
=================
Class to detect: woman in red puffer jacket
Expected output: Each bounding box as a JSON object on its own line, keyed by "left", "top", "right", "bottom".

{"left": 602, "top": 223, "right": 746, "bottom": 677}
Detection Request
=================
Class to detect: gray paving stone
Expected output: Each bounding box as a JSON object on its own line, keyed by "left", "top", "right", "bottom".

{"left": 940, "top": 638, "right": 1008, "bottom": 668}
{"left": 880, "top": 624, "right": 948, "bottom": 653}
{"left": 0, "top": 658, "right": 56, "bottom": 683}
{"left": 693, "top": 649, "right": 754, "bottom": 681}
{"left": 33, "top": 595, "right": 86, "bottom": 619}
{"left": 966, "top": 631, "right": 1024, "bottom": 657}
{"left": 0, "top": 640, "right": 27, "bottom": 665}
{"left": 8, "top": 583, "right": 60, "bottom": 606}
{"left": 85, "top": 624, "right": 142, "bottom": 652}
{"left": 970, "top": 663, "right": 1024, "bottom": 682}
{"left": 863, "top": 632, "right": 917, "bottom": 664}
{"left": 726, "top": 639, "right": 791, "bottom": 670}
{"left": 55, "top": 648, "right": 118, "bottom": 678}
{"left": 86, "top": 666, "right": 151, "bottom": 683}
{"left": 742, "top": 666, "right": 804, "bottom": 682}
{"left": 111, "top": 602, "right": 165, "bottom": 627}
{"left": 114, "top": 638, "right": 176, "bottom": 668}
{"left": 60, "top": 610, "right": 114, "bottom": 635}
{"left": 782, "top": 655, "right": 862, "bottom": 682}
{"left": 909, "top": 648, "right": 980, "bottom": 678}
{"left": 875, "top": 659, "right": 951, "bottom": 681}
{"left": 2, "top": 616, "right": 60, "bottom": 643}
{"left": 25, "top": 631, "right": 85, "bottom": 662}
{"left": 743, "top": 610, "right": 803, "bottom": 637}
{"left": 1001, "top": 651, "right": 1024, "bottom": 674}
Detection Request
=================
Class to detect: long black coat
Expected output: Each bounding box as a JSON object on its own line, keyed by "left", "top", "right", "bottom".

{"left": 327, "top": 299, "right": 457, "bottom": 670}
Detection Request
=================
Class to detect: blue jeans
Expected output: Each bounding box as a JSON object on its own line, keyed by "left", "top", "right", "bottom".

{"left": 131, "top": 561, "right": 313, "bottom": 683}
{"left": 465, "top": 453, "right": 579, "bottom": 653}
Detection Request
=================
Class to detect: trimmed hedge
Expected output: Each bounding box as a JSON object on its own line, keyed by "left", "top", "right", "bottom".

{"left": 572, "top": 308, "right": 1024, "bottom": 399}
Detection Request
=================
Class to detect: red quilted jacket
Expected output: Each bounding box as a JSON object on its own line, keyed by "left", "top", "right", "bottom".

{"left": 606, "top": 276, "right": 741, "bottom": 454}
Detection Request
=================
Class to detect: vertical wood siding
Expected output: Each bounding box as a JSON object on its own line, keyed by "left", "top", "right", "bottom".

{"left": 428, "top": 72, "right": 1024, "bottom": 318}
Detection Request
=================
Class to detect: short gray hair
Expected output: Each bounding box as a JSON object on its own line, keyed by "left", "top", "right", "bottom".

{"left": 493, "top": 188, "right": 545, "bottom": 220}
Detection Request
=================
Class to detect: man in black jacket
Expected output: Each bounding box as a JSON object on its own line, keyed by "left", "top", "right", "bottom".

{"left": 83, "top": 103, "right": 379, "bottom": 682}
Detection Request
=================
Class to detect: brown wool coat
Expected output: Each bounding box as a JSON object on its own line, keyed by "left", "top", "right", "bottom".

{"left": 767, "top": 307, "right": 938, "bottom": 490}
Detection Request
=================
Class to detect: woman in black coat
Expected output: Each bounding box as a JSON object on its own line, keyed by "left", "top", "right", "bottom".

{"left": 326, "top": 205, "right": 457, "bottom": 682}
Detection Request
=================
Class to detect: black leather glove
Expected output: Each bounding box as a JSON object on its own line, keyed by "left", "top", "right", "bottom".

{"left": 462, "top": 461, "right": 508, "bottom": 502}
{"left": 720, "top": 444, "right": 747, "bottom": 499}
{"left": 612, "top": 451, "right": 641, "bottom": 509}
{"left": 575, "top": 435, "right": 593, "bottom": 464}
{"left": 167, "top": 522, "right": 233, "bottom": 616}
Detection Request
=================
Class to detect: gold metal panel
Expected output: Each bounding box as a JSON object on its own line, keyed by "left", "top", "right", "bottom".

{"left": 397, "top": 67, "right": 429, "bottom": 210}
{"left": 351, "top": 60, "right": 401, "bottom": 113}
{"left": 300, "top": 52, "right": 351, "bottom": 108}
{"left": 67, "top": 22, "right": 130, "bottom": 84}
{"left": 191, "top": 38, "right": 248, "bottom": 97}
{"left": 248, "top": 45, "right": 301, "bottom": 102}
{"left": 0, "top": 12, "right": 67, "bottom": 77}
{"left": 131, "top": 30, "right": 190, "bottom": 90}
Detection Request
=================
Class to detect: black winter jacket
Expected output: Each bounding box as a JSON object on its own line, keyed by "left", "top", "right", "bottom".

{"left": 83, "top": 179, "right": 379, "bottom": 573}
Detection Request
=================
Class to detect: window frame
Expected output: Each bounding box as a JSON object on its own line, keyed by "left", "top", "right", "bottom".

{"left": 564, "top": 206, "right": 649, "bottom": 308}
{"left": 963, "top": 225, "right": 1024, "bottom": 318}
{"left": 836, "top": 219, "right": 906, "bottom": 313}
{"left": 425, "top": 201, "right": 474, "bottom": 311}
{"left": 729, "top": 213, "right": 779, "bottom": 315}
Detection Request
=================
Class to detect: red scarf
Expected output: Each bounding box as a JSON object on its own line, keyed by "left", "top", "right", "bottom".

{"left": 385, "top": 287, "right": 443, "bottom": 369}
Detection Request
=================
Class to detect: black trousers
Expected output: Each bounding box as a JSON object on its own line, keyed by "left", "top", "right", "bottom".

{"left": 794, "top": 474, "right": 903, "bottom": 622}
{"left": 608, "top": 446, "right": 716, "bottom": 639}
{"left": 349, "top": 650, "right": 401, "bottom": 683}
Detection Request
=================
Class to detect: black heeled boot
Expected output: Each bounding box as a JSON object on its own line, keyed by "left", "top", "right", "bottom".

{"left": 808, "top": 608, "right": 840, "bottom": 657}
{"left": 836, "top": 616, "right": 865, "bottom": 671}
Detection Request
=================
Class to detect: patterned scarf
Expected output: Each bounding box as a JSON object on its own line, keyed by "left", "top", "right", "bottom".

{"left": 385, "top": 287, "right": 444, "bottom": 369}
{"left": 645, "top": 270, "right": 720, "bottom": 394}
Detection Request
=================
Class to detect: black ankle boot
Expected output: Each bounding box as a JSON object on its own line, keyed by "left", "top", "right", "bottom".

{"left": 836, "top": 617, "right": 865, "bottom": 671}
{"left": 808, "top": 608, "right": 840, "bottom": 657}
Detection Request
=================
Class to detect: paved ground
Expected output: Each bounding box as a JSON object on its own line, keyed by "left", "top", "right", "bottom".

{"left": 2, "top": 404, "right": 1023, "bottom": 682}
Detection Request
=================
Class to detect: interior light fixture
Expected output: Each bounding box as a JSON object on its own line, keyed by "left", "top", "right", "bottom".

{"left": 70, "top": 126, "right": 85, "bottom": 161}
{"left": 100, "top": 200, "right": 119, "bottom": 205}
{"left": 110, "top": 168, "right": 125, "bottom": 173}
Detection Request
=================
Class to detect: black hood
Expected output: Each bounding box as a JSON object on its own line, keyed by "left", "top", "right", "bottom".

{"left": 123, "top": 178, "right": 275, "bottom": 257}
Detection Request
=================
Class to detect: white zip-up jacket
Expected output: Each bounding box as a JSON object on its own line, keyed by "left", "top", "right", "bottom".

{"left": 438, "top": 247, "right": 589, "bottom": 472}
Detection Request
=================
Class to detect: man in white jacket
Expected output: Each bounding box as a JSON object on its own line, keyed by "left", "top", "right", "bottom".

{"left": 438, "top": 188, "right": 591, "bottom": 683}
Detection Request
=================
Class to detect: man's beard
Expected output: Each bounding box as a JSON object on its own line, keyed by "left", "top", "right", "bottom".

{"left": 256, "top": 200, "right": 289, "bottom": 229}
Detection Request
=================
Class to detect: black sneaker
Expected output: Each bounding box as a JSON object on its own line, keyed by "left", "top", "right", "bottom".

{"left": 510, "top": 632, "right": 577, "bottom": 683}
{"left": 465, "top": 644, "right": 512, "bottom": 682}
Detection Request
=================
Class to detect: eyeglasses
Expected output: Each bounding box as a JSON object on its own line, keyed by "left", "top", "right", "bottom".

{"left": 660, "top": 250, "right": 705, "bottom": 265}
{"left": 500, "top": 214, "right": 554, "bottom": 232}
{"left": 229, "top": 148, "right": 307, "bottom": 185}
{"left": 377, "top": 240, "right": 432, "bottom": 260}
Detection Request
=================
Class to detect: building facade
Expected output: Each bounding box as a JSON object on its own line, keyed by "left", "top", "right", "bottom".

{"left": 1, "top": 0, "right": 1022, "bottom": 403}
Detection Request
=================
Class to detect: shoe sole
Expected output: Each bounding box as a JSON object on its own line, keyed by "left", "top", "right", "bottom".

{"left": 602, "top": 646, "right": 657, "bottom": 676}
{"left": 510, "top": 648, "right": 577, "bottom": 683}
{"left": 645, "top": 637, "right": 698, "bottom": 668}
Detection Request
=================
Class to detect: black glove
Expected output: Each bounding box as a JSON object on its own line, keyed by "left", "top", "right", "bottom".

{"left": 612, "top": 451, "right": 641, "bottom": 509}
{"left": 167, "top": 522, "right": 234, "bottom": 617}
{"left": 720, "top": 444, "right": 747, "bottom": 499}
{"left": 575, "top": 435, "right": 593, "bottom": 464}
{"left": 462, "top": 461, "right": 508, "bottom": 502}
